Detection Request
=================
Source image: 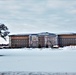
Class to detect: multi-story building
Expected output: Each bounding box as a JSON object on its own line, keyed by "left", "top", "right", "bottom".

{"left": 38, "top": 35, "right": 45, "bottom": 47}
{"left": 58, "top": 33, "right": 76, "bottom": 47}
{"left": 9, "top": 33, "right": 76, "bottom": 48}
{"left": 9, "top": 32, "right": 58, "bottom": 48}
{"left": 38, "top": 32, "right": 58, "bottom": 48}
{"left": 29, "top": 34, "right": 38, "bottom": 48}
{"left": 9, "top": 34, "right": 29, "bottom": 48}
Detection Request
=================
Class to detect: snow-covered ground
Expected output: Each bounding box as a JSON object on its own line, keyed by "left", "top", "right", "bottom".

{"left": 0, "top": 46, "right": 76, "bottom": 73}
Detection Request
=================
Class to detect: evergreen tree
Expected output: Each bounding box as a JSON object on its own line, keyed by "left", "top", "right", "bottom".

{"left": 0, "top": 23, "right": 10, "bottom": 40}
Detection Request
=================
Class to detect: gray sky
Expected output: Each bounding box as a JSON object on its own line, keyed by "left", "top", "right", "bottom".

{"left": 0, "top": 0, "right": 76, "bottom": 34}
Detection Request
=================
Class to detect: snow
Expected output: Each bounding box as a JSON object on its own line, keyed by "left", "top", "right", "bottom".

{"left": 0, "top": 47, "right": 76, "bottom": 73}
{"left": 0, "top": 37, "right": 9, "bottom": 44}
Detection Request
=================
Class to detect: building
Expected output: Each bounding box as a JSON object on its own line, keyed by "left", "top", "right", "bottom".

{"left": 29, "top": 34, "right": 38, "bottom": 48}
{"left": 58, "top": 33, "right": 76, "bottom": 47}
{"left": 9, "top": 33, "right": 76, "bottom": 48}
{"left": 9, "top": 32, "right": 58, "bottom": 48}
{"left": 9, "top": 34, "right": 29, "bottom": 48}
{"left": 38, "top": 32, "right": 58, "bottom": 48}
{"left": 38, "top": 35, "right": 45, "bottom": 47}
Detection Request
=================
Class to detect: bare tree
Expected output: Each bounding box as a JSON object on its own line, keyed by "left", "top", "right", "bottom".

{"left": 0, "top": 23, "right": 10, "bottom": 40}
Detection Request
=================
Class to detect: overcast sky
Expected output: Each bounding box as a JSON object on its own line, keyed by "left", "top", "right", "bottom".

{"left": 0, "top": 0, "right": 76, "bottom": 34}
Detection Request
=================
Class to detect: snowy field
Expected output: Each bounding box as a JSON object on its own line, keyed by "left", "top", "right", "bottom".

{"left": 0, "top": 46, "right": 76, "bottom": 75}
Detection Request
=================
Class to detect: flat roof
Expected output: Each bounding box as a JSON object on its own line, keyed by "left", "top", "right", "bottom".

{"left": 9, "top": 34, "right": 38, "bottom": 36}
{"left": 58, "top": 33, "right": 76, "bottom": 36}
{"left": 9, "top": 32, "right": 57, "bottom": 37}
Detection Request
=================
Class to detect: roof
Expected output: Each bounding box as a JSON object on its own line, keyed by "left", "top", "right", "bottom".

{"left": 9, "top": 34, "right": 29, "bottom": 36}
{"left": 9, "top": 33, "right": 38, "bottom": 37}
{"left": 9, "top": 32, "right": 57, "bottom": 37}
{"left": 38, "top": 32, "right": 56, "bottom": 36}
{"left": 58, "top": 33, "right": 76, "bottom": 36}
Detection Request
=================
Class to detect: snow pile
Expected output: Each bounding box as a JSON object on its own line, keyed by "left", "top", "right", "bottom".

{"left": 63, "top": 46, "right": 76, "bottom": 50}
